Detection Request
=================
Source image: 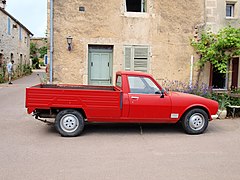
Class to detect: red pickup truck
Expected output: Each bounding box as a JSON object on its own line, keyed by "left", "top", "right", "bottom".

{"left": 26, "top": 71, "right": 218, "bottom": 137}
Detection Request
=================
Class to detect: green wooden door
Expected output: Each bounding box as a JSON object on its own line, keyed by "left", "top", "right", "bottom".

{"left": 89, "top": 49, "right": 112, "bottom": 85}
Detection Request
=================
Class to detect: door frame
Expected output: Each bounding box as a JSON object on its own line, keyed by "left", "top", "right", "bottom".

{"left": 88, "top": 45, "right": 113, "bottom": 85}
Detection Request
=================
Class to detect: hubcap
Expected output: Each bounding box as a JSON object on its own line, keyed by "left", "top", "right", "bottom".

{"left": 189, "top": 113, "right": 205, "bottom": 131}
{"left": 60, "top": 114, "right": 79, "bottom": 133}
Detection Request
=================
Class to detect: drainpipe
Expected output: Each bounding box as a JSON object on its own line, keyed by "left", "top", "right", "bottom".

{"left": 49, "top": 0, "right": 54, "bottom": 83}
{"left": 190, "top": 55, "right": 194, "bottom": 88}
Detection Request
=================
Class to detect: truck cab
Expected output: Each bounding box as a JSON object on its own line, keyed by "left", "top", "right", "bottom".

{"left": 116, "top": 71, "right": 172, "bottom": 122}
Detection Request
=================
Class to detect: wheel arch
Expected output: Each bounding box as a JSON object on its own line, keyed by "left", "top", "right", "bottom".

{"left": 52, "top": 108, "right": 87, "bottom": 120}
{"left": 180, "top": 105, "right": 211, "bottom": 121}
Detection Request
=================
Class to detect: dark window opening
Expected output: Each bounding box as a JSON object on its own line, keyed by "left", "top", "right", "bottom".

{"left": 10, "top": 53, "right": 13, "bottom": 61}
{"left": 226, "top": 3, "right": 234, "bottom": 17}
{"left": 126, "top": 0, "right": 146, "bottom": 12}
{"left": 211, "top": 66, "right": 226, "bottom": 89}
{"left": 231, "top": 58, "right": 239, "bottom": 89}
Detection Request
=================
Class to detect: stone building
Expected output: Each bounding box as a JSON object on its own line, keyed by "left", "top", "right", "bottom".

{"left": 31, "top": 37, "right": 47, "bottom": 50}
{"left": 203, "top": 0, "right": 240, "bottom": 89}
{"left": 0, "top": 1, "right": 33, "bottom": 77}
{"left": 48, "top": 0, "right": 205, "bottom": 86}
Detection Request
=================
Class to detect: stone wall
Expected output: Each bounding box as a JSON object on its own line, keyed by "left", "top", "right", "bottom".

{"left": 0, "top": 9, "right": 31, "bottom": 74}
{"left": 206, "top": 0, "right": 240, "bottom": 33}
{"left": 203, "top": 0, "right": 240, "bottom": 88}
{"left": 49, "top": 0, "right": 205, "bottom": 85}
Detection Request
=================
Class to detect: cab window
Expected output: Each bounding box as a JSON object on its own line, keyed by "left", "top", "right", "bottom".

{"left": 116, "top": 75, "right": 122, "bottom": 88}
{"left": 128, "top": 76, "right": 160, "bottom": 94}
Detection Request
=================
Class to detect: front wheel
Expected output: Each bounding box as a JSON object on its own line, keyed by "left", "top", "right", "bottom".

{"left": 55, "top": 109, "right": 84, "bottom": 137}
{"left": 181, "top": 108, "right": 209, "bottom": 134}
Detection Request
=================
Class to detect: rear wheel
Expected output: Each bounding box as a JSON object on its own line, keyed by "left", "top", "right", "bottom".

{"left": 181, "top": 108, "right": 209, "bottom": 134}
{"left": 55, "top": 109, "right": 84, "bottom": 137}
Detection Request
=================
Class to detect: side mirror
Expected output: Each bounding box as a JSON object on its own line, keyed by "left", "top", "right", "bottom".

{"left": 160, "top": 89, "right": 165, "bottom": 98}
{"left": 155, "top": 91, "right": 161, "bottom": 94}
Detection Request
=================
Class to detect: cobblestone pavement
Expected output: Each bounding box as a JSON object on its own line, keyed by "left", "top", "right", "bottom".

{"left": 0, "top": 70, "right": 240, "bottom": 180}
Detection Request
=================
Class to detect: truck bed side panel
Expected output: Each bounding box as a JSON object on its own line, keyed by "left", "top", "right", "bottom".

{"left": 26, "top": 87, "right": 121, "bottom": 121}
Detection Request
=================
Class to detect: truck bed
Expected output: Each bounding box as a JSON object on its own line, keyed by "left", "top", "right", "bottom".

{"left": 26, "top": 84, "right": 122, "bottom": 121}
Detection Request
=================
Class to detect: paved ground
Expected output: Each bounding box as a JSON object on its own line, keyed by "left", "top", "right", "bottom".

{"left": 0, "top": 70, "right": 240, "bottom": 180}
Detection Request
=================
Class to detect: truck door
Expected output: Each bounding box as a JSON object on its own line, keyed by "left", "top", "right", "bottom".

{"left": 127, "top": 76, "right": 171, "bottom": 122}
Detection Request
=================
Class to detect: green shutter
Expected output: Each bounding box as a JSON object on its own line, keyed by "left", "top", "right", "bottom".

{"left": 124, "top": 47, "right": 132, "bottom": 71}
{"left": 133, "top": 46, "right": 148, "bottom": 72}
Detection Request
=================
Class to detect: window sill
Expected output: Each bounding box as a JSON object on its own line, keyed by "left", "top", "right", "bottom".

{"left": 212, "top": 88, "right": 228, "bottom": 92}
{"left": 124, "top": 12, "right": 149, "bottom": 18}
{"left": 225, "top": 17, "right": 239, "bottom": 20}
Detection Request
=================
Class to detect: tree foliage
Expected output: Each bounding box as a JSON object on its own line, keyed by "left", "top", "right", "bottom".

{"left": 30, "top": 42, "right": 38, "bottom": 58}
{"left": 38, "top": 46, "right": 47, "bottom": 58}
{"left": 30, "top": 42, "right": 48, "bottom": 69}
{"left": 191, "top": 26, "right": 240, "bottom": 73}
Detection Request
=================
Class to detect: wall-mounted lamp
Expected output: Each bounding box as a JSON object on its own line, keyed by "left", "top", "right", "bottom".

{"left": 66, "top": 36, "right": 73, "bottom": 51}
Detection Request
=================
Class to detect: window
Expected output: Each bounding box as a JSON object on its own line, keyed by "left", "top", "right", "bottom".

{"left": 126, "top": 0, "right": 146, "bottom": 12}
{"left": 226, "top": 3, "right": 235, "bottom": 17}
{"left": 128, "top": 76, "right": 159, "bottom": 94}
{"left": 116, "top": 75, "right": 122, "bottom": 87}
{"left": 124, "top": 46, "right": 149, "bottom": 72}
{"left": 7, "top": 17, "right": 11, "bottom": 35}
{"left": 210, "top": 64, "right": 229, "bottom": 89}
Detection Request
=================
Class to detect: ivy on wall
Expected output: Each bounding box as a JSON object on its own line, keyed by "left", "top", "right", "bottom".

{"left": 191, "top": 26, "right": 240, "bottom": 73}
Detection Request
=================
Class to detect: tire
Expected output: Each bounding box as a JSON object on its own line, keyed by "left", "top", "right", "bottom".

{"left": 55, "top": 109, "right": 84, "bottom": 137}
{"left": 181, "top": 108, "right": 209, "bottom": 135}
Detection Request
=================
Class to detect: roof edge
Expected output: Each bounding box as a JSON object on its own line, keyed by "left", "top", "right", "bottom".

{"left": 0, "top": 7, "right": 33, "bottom": 36}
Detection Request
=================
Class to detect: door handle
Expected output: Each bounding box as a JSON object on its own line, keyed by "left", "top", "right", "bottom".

{"left": 131, "top": 96, "right": 139, "bottom": 100}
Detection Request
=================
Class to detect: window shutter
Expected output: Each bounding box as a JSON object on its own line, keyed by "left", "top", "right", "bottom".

{"left": 124, "top": 47, "right": 132, "bottom": 71}
{"left": 133, "top": 47, "right": 148, "bottom": 72}
{"left": 7, "top": 17, "right": 11, "bottom": 35}
{"left": 134, "top": 47, "right": 148, "bottom": 58}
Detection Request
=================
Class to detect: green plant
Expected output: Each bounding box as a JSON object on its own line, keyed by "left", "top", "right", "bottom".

{"left": 191, "top": 26, "right": 240, "bottom": 73}
{"left": 39, "top": 61, "right": 45, "bottom": 66}
{"left": 23, "top": 64, "right": 32, "bottom": 75}
{"left": 32, "top": 57, "right": 40, "bottom": 69}
{"left": 30, "top": 43, "right": 38, "bottom": 58}
{"left": 0, "top": 73, "right": 4, "bottom": 83}
{"left": 38, "top": 46, "right": 47, "bottom": 58}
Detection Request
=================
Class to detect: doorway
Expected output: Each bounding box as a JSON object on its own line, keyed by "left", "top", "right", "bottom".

{"left": 88, "top": 45, "right": 113, "bottom": 85}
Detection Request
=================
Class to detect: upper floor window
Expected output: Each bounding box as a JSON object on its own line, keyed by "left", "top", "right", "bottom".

{"left": 226, "top": 3, "right": 235, "bottom": 17}
{"left": 7, "top": 17, "right": 11, "bottom": 35}
{"left": 126, "top": 0, "right": 146, "bottom": 12}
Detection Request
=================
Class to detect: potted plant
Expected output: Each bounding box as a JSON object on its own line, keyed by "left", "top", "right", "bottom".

{"left": 217, "top": 93, "right": 230, "bottom": 119}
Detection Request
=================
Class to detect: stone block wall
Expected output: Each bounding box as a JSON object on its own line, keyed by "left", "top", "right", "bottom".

{"left": 0, "top": 9, "right": 31, "bottom": 75}
{"left": 48, "top": 0, "right": 205, "bottom": 85}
